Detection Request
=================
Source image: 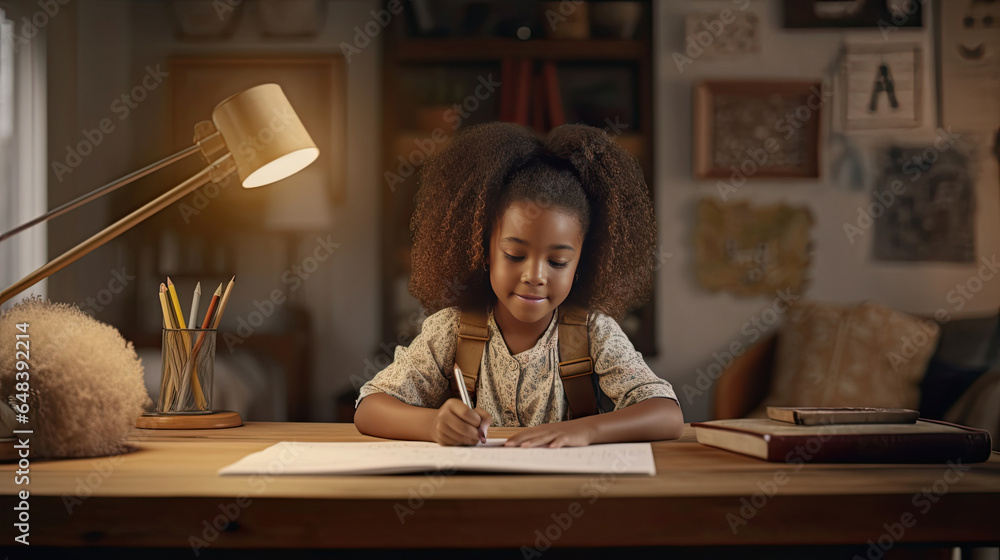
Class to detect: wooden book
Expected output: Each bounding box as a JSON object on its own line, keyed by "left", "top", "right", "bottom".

{"left": 542, "top": 61, "right": 565, "bottom": 128}
{"left": 692, "top": 418, "right": 993, "bottom": 463}
{"left": 513, "top": 58, "right": 532, "bottom": 126}
{"left": 767, "top": 406, "right": 919, "bottom": 426}
{"left": 499, "top": 58, "right": 514, "bottom": 122}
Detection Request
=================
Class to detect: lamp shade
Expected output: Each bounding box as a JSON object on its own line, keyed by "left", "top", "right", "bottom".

{"left": 212, "top": 83, "right": 320, "bottom": 188}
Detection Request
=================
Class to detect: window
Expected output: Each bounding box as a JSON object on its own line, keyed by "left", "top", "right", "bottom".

{"left": 0, "top": 4, "right": 47, "bottom": 309}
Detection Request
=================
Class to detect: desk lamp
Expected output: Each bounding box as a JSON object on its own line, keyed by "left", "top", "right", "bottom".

{"left": 0, "top": 83, "right": 319, "bottom": 433}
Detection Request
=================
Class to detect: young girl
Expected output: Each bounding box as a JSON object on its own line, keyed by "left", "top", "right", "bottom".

{"left": 355, "top": 122, "right": 683, "bottom": 447}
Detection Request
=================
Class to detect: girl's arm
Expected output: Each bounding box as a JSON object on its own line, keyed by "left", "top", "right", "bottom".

{"left": 354, "top": 393, "right": 438, "bottom": 441}
{"left": 504, "top": 397, "right": 683, "bottom": 448}
{"left": 355, "top": 393, "right": 492, "bottom": 446}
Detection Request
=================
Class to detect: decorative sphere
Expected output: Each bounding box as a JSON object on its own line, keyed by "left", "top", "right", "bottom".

{"left": 0, "top": 297, "right": 151, "bottom": 458}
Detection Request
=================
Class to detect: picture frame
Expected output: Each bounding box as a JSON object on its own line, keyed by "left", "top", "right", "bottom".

{"left": 838, "top": 44, "right": 921, "bottom": 131}
{"left": 693, "top": 80, "right": 823, "bottom": 179}
{"left": 168, "top": 56, "right": 347, "bottom": 230}
{"left": 693, "top": 198, "right": 814, "bottom": 297}
{"left": 783, "top": 0, "right": 922, "bottom": 29}
{"left": 935, "top": 0, "right": 1000, "bottom": 132}
{"left": 872, "top": 143, "right": 975, "bottom": 263}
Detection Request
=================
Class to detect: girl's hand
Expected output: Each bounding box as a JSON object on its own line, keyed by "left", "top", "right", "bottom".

{"left": 432, "top": 399, "right": 491, "bottom": 446}
{"left": 503, "top": 421, "right": 595, "bottom": 448}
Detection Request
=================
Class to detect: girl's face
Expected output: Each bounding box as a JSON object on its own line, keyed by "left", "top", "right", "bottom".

{"left": 486, "top": 200, "right": 585, "bottom": 331}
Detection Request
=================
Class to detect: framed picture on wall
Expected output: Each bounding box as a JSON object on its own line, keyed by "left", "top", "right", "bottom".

{"left": 837, "top": 44, "right": 921, "bottom": 131}
{"left": 693, "top": 80, "right": 823, "bottom": 179}
{"left": 935, "top": 0, "right": 1000, "bottom": 132}
{"left": 693, "top": 198, "right": 814, "bottom": 297}
{"left": 783, "top": 0, "right": 922, "bottom": 28}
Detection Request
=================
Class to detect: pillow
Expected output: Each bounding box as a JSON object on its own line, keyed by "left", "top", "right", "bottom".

{"left": 752, "top": 301, "right": 939, "bottom": 417}
{"left": 919, "top": 311, "right": 998, "bottom": 419}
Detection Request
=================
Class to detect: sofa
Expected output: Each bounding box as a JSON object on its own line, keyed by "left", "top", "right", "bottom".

{"left": 713, "top": 301, "right": 1000, "bottom": 450}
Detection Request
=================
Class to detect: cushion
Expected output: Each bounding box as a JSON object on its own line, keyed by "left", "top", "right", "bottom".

{"left": 752, "top": 301, "right": 939, "bottom": 416}
{"left": 919, "top": 312, "right": 998, "bottom": 419}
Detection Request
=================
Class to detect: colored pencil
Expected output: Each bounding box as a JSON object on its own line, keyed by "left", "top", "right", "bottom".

{"left": 212, "top": 276, "right": 235, "bottom": 329}
{"left": 157, "top": 283, "right": 181, "bottom": 410}
{"left": 187, "top": 282, "right": 201, "bottom": 329}
{"left": 166, "top": 277, "right": 187, "bottom": 329}
{"left": 182, "top": 283, "right": 222, "bottom": 410}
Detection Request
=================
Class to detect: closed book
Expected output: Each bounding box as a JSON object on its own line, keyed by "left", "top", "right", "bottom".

{"left": 542, "top": 61, "right": 565, "bottom": 128}
{"left": 767, "top": 406, "right": 919, "bottom": 425}
{"left": 692, "top": 418, "right": 993, "bottom": 463}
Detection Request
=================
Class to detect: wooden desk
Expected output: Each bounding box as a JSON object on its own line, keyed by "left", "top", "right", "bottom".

{"left": 1, "top": 423, "right": 998, "bottom": 551}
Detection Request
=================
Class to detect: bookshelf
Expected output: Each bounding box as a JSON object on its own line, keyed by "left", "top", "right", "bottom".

{"left": 380, "top": 1, "right": 656, "bottom": 356}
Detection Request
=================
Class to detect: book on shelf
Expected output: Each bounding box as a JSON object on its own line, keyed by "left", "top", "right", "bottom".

{"left": 542, "top": 61, "right": 565, "bottom": 128}
{"left": 691, "top": 418, "right": 993, "bottom": 464}
{"left": 766, "top": 406, "right": 919, "bottom": 426}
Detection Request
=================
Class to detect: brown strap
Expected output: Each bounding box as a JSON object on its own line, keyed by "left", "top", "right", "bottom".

{"left": 558, "top": 305, "right": 597, "bottom": 418}
{"left": 453, "top": 306, "right": 488, "bottom": 405}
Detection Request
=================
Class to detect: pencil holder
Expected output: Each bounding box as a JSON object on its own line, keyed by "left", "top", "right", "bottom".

{"left": 158, "top": 327, "right": 216, "bottom": 414}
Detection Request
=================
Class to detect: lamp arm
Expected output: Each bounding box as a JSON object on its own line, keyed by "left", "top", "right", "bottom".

{"left": 0, "top": 144, "right": 209, "bottom": 243}
{"left": 0, "top": 152, "right": 234, "bottom": 306}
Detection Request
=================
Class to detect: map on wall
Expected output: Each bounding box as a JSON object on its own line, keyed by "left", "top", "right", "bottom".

{"left": 873, "top": 144, "right": 976, "bottom": 263}
{"left": 694, "top": 198, "right": 814, "bottom": 297}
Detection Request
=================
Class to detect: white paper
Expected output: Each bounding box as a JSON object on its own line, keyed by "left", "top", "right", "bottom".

{"left": 218, "top": 440, "right": 656, "bottom": 476}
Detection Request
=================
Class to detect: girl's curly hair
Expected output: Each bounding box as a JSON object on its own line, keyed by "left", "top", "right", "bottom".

{"left": 409, "top": 122, "right": 656, "bottom": 321}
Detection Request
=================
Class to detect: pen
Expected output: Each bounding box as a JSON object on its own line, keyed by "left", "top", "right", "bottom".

{"left": 453, "top": 364, "right": 472, "bottom": 409}
{"left": 454, "top": 364, "right": 486, "bottom": 443}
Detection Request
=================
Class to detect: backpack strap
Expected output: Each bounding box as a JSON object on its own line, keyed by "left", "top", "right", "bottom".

{"left": 452, "top": 305, "right": 489, "bottom": 405}
{"left": 558, "top": 305, "right": 598, "bottom": 418}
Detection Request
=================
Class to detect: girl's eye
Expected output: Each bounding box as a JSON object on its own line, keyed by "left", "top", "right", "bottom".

{"left": 549, "top": 261, "right": 569, "bottom": 269}
{"left": 504, "top": 253, "right": 524, "bottom": 262}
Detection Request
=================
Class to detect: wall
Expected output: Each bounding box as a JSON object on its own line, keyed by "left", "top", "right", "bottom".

{"left": 649, "top": 0, "right": 1000, "bottom": 421}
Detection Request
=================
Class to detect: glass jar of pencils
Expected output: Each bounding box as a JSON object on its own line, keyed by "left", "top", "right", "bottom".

{"left": 158, "top": 327, "right": 216, "bottom": 414}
